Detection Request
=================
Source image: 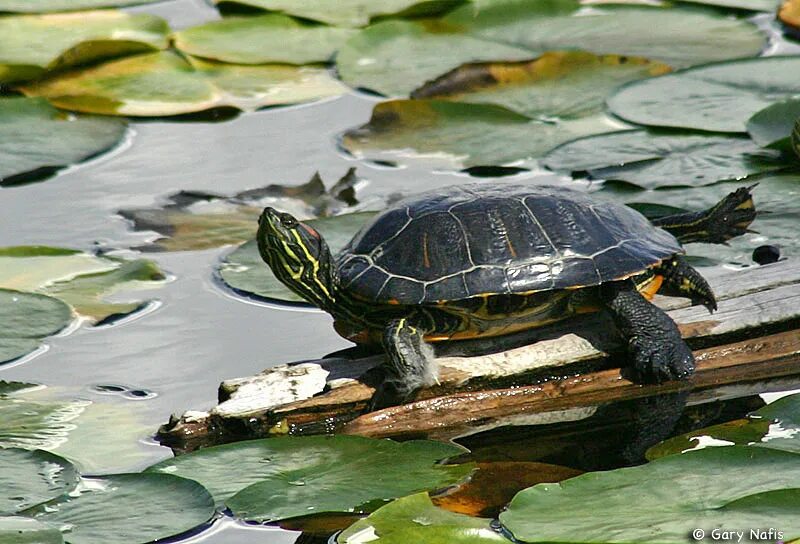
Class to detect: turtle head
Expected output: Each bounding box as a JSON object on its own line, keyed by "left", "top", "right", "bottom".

{"left": 257, "top": 207, "right": 336, "bottom": 310}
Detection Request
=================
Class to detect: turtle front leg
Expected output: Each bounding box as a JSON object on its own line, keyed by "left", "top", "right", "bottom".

{"left": 371, "top": 316, "right": 437, "bottom": 410}
{"left": 656, "top": 255, "right": 717, "bottom": 312}
{"left": 601, "top": 280, "right": 695, "bottom": 384}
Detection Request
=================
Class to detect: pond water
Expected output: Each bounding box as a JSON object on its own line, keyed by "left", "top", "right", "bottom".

{"left": 2, "top": 1, "right": 800, "bottom": 543}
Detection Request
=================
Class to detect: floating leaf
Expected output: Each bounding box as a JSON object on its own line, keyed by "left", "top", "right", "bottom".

{"left": 173, "top": 14, "right": 356, "bottom": 65}
{"left": 608, "top": 56, "right": 800, "bottom": 133}
{"left": 542, "top": 129, "right": 785, "bottom": 189}
{"left": 411, "top": 52, "right": 670, "bottom": 119}
{"left": 0, "top": 246, "right": 165, "bottom": 324}
{"left": 213, "top": 0, "right": 463, "bottom": 27}
{"left": 119, "top": 169, "right": 361, "bottom": 252}
{"left": 648, "top": 392, "right": 800, "bottom": 460}
{"left": 22, "top": 52, "right": 347, "bottom": 117}
{"left": 342, "top": 99, "right": 617, "bottom": 169}
{"left": 0, "top": 0, "right": 161, "bottom": 12}
{"left": 0, "top": 516, "right": 64, "bottom": 544}
{"left": 26, "top": 474, "right": 215, "bottom": 544}
{"left": 219, "top": 212, "right": 374, "bottom": 302}
{"left": 794, "top": 118, "right": 800, "bottom": 159}
{"left": 337, "top": 2, "right": 765, "bottom": 96}
{"left": 338, "top": 493, "right": 506, "bottom": 544}
{"left": 500, "top": 446, "right": 800, "bottom": 543}
{"left": 0, "top": 395, "right": 89, "bottom": 451}
{"left": 675, "top": 0, "right": 777, "bottom": 10}
{"left": 747, "top": 98, "right": 800, "bottom": 149}
{"left": 147, "top": 435, "right": 472, "bottom": 522}
{"left": 0, "top": 449, "right": 78, "bottom": 515}
{"left": 0, "top": 381, "right": 39, "bottom": 396}
{"left": 0, "top": 290, "right": 72, "bottom": 364}
{"left": 0, "top": 11, "right": 168, "bottom": 84}
{"left": 0, "top": 98, "right": 126, "bottom": 185}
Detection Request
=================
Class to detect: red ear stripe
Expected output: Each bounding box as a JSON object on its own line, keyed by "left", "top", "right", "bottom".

{"left": 301, "top": 223, "right": 321, "bottom": 239}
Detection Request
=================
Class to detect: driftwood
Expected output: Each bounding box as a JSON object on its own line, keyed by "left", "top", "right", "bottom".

{"left": 158, "top": 259, "right": 800, "bottom": 450}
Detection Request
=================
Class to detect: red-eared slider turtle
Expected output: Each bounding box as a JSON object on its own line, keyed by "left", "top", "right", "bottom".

{"left": 257, "top": 183, "right": 756, "bottom": 409}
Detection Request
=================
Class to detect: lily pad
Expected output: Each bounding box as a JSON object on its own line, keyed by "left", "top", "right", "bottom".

{"left": 342, "top": 99, "right": 618, "bottom": 169}
{"left": 0, "top": 395, "right": 90, "bottom": 451}
{"left": 213, "top": 0, "right": 464, "bottom": 27}
{"left": 747, "top": 98, "right": 800, "bottom": 149}
{"left": 338, "top": 493, "right": 505, "bottom": 544}
{"left": 0, "top": 290, "right": 72, "bottom": 364}
{"left": 608, "top": 56, "right": 800, "bottom": 133}
{"left": 0, "top": 1, "right": 161, "bottom": 12}
{"left": 0, "top": 381, "right": 39, "bottom": 395}
{"left": 0, "top": 11, "right": 168, "bottom": 84}
{"left": 0, "top": 516, "right": 64, "bottom": 544}
{"left": 219, "top": 212, "right": 374, "bottom": 302}
{"left": 542, "top": 129, "right": 786, "bottom": 189}
{"left": 173, "top": 14, "right": 356, "bottom": 65}
{"left": 0, "top": 449, "right": 78, "bottom": 515}
{"left": 0, "top": 246, "right": 165, "bottom": 324}
{"left": 25, "top": 473, "right": 215, "bottom": 544}
{"left": 500, "top": 446, "right": 800, "bottom": 543}
{"left": 675, "top": 0, "right": 777, "bottom": 10}
{"left": 22, "top": 51, "right": 347, "bottom": 117}
{"left": 0, "top": 98, "right": 126, "bottom": 185}
{"left": 794, "top": 118, "right": 800, "bottom": 159}
{"left": 337, "top": 2, "right": 765, "bottom": 96}
{"left": 647, "top": 392, "right": 800, "bottom": 460}
{"left": 119, "top": 169, "right": 361, "bottom": 252}
{"left": 147, "top": 435, "right": 472, "bottom": 522}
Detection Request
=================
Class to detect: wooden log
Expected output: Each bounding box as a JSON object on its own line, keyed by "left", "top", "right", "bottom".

{"left": 157, "top": 260, "right": 800, "bottom": 449}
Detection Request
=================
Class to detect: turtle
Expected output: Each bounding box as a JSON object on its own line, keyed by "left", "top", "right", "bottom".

{"left": 257, "top": 183, "right": 756, "bottom": 409}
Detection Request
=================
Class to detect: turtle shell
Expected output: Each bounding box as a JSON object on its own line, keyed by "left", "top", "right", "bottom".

{"left": 336, "top": 183, "right": 682, "bottom": 305}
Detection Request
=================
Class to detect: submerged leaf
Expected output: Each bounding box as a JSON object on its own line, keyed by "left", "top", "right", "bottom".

{"left": 543, "top": 129, "right": 786, "bottom": 188}
{"left": 0, "top": 98, "right": 126, "bottom": 185}
{"left": 608, "top": 56, "right": 800, "bottom": 133}
{"left": 0, "top": 0, "right": 161, "bottom": 12}
{"left": 213, "top": 0, "right": 463, "bottom": 27}
{"left": 500, "top": 446, "right": 800, "bottom": 543}
{"left": 747, "top": 98, "right": 800, "bottom": 149}
{"left": 26, "top": 473, "right": 215, "bottom": 544}
{"left": 0, "top": 11, "right": 168, "bottom": 83}
{"left": 173, "top": 14, "right": 356, "bottom": 65}
{"left": 0, "top": 448, "right": 78, "bottom": 515}
{"left": 0, "top": 395, "right": 90, "bottom": 451}
{"left": 147, "top": 435, "right": 472, "bottom": 521}
{"left": 22, "top": 51, "right": 347, "bottom": 117}
{"left": 0, "top": 290, "right": 72, "bottom": 364}
{"left": 219, "top": 212, "right": 374, "bottom": 302}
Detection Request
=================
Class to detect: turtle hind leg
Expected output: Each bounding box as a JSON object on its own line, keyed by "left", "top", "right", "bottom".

{"left": 370, "top": 316, "right": 437, "bottom": 411}
{"left": 601, "top": 280, "right": 695, "bottom": 384}
{"left": 652, "top": 185, "right": 757, "bottom": 244}
{"left": 656, "top": 255, "right": 717, "bottom": 313}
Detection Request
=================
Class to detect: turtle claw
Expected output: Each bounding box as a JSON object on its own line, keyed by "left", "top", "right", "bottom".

{"left": 627, "top": 336, "right": 695, "bottom": 384}
{"left": 369, "top": 380, "right": 413, "bottom": 412}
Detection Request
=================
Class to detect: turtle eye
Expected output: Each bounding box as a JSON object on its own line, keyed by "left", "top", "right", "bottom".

{"left": 279, "top": 213, "right": 298, "bottom": 228}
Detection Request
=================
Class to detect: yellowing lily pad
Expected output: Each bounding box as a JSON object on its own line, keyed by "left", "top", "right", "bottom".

{"left": 0, "top": 10, "right": 168, "bottom": 84}
{"left": 780, "top": 0, "right": 800, "bottom": 31}
{"left": 173, "top": 14, "right": 357, "bottom": 65}
{"left": 213, "top": 0, "right": 463, "bottom": 27}
{"left": 0, "top": 97, "right": 126, "bottom": 185}
{"left": 0, "top": 0, "right": 161, "bottom": 12}
{"left": 22, "top": 51, "right": 347, "bottom": 116}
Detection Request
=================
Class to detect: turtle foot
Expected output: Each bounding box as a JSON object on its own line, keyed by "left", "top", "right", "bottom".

{"left": 626, "top": 335, "right": 695, "bottom": 384}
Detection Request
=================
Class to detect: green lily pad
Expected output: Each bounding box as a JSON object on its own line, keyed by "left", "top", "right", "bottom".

{"left": 0, "top": 395, "right": 90, "bottom": 451}
{"left": 608, "top": 56, "right": 800, "bottom": 133}
{"left": 338, "top": 493, "right": 506, "bottom": 544}
{"left": 747, "top": 98, "right": 800, "bottom": 149}
{"left": 542, "top": 129, "right": 786, "bottom": 189}
{"left": 342, "top": 99, "right": 618, "bottom": 169}
{"left": 794, "top": 118, "right": 800, "bottom": 159}
{"left": 213, "top": 0, "right": 464, "bottom": 27}
{"left": 337, "top": 2, "right": 765, "bottom": 96}
{"left": 147, "top": 435, "right": 472, "bottom": 522}
{"left": 22, "top": 51, "right": 347, "bottom": 117}
{"left": 0, "top": 516, "right": 64, "bottom": 544}
{"left": 25, "top": 473, "right": 215, "bottom": 544}
{"left": 173, "top": 14, "right": 356, "bottom": 65}
{"left": 0, "top": 98, "right": 126, "bottom": 185}
{"left": 648, "top": 392, "right": 800, "bottom": 460}
{"left": 0, "top": 11, "right": 168, "bottom": 84}
{"left": 119, "top": 169, "right": 361, "bottom": 252}
{"left": 219, "top": 212, "right": 374, "bottom": 302}
{"left": 0, "top": 381, "right": 39, "bottom": 396}
{"left": 0, "top": 290, "right": 72, "bottom": 364}
{"left": 675, "top": 0, "right": 777, "bottom": 10}
{"left": 0, "top": 449, "right": 78, "bottom": 515}
{"left": 0, "top": 1, "right": 161, "bottom": 12}
{"left": 0, "top": 246, "right": 165, "bottom": 324}
{"left": 500, "top": 446, "right": 800, "bottom": 543}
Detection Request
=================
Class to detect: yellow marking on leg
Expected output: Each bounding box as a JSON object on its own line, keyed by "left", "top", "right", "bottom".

{"left": 423, "top": 232, "right": 431, "bottom": 269}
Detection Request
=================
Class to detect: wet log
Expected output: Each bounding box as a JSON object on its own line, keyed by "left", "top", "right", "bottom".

{"left": 158, "top": 259, "right": 800, "bottom": 450}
